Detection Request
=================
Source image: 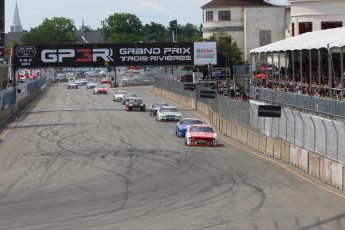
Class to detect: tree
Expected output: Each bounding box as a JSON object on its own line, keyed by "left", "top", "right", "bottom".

{"left": 20, "top": 17, "right": 77, "bottom": 45}
{"left": 141, "top": 22, "right": 168, "bottom": 42}
{"left": 209, "top": 30, "right": 243, "bottom": 65}
{"left": 101, "top": 13, "right": 143, "bottom": 42}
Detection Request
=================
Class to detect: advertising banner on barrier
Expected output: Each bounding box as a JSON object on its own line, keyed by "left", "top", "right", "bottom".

{"left": 12, "top": 42, "right": 217, "bottom": 68}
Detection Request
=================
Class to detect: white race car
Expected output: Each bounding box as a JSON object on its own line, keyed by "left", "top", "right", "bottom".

{"left": 113, "top": 90, "right": 127, "bottom": 102}
{"left": 66, "top": 80, "right": 78, "bottom": 89}
{"left": 86, "top": 82, "right": 98, "bottom": 89}
{"left": 156, "top": 106, "right": 181, "bottom": 121}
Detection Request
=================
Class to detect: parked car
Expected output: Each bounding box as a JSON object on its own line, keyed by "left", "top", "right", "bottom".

{"left": 176, "top": 118, "right": 203, "bottom": 137}
{"left": 185, "top": 124, "right": 218, "bottom": 147}
{"left": 93, "top": 85, "right": 108, "bottom": 94}
{"left": 121, "top": 93, "right": 137, "bottom": 105}
{"left": 113, "top": 90, "right": 127, "bottom": 102}
{"left": 156, "top": 106, "right": 181, "bottom": 121}
{"left": 86, "top": 82, "right": 98, "bottom": 89}
{"left": 66, "top": 80, "right": 78, "bottom": 89}
{"left": 125, "top": 98, "right": 146, "bottom": 111}
{"left": 149, "top": 102, "right": 169, "bottom": 116}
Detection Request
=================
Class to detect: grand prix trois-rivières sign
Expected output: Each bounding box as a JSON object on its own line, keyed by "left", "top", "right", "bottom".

{"left": 12, "top": 42, "right": 217, "bottom": 68}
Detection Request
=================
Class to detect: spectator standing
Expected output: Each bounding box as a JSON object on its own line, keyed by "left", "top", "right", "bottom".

{"left": 202, "top": 64, "right": 208, "bottom": 80}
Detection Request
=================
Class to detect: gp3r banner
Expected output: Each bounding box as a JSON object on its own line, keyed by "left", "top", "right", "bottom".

{"left": 12, "top": 42, "right": 217, "bottom": 68}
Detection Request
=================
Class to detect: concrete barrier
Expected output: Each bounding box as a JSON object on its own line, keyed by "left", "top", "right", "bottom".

{"left": 281, "top": 141, "right": 290, "bottom": 163}
{"left": 258, "top": 135, "right": 267, "bottom": 154}
{"left": 290, "top": 144, "right": 299, "bottom": 167}
{"left": 231, "top": 123, "right": 237, "bottom": 140}
{"left": 331, "top": 162, "right": 343, "bottom": 189}
{"left": 252, "top": 132, "right": 260, "bottom": 151}
{"left": 273, "top": 139, "right": 282, "bottom": 159}
{"left": 221, "top": 119, "right": 227, "bottom": 135}
{"left": 241, "top": 128, "right": 248, "bottom": 145}
{"left": 236, "top": 126, "right": 242, "bottom": 142}
{"left": 309, "top": 152, "right": 320, "bottom": 179}
{"left": 266, "top": 137, "right": 274, "bottom": 157}
{"left": 298, "top": 148, "right": 309, "bottom": 172}
{"left": 247, "top": 131, "right": 254, "bottom": 149}
{"left": 320, "top": 158, "right": 332, "bottom": 185}
{"left": 226, "top": 121, "right": 232, "bottom": 137}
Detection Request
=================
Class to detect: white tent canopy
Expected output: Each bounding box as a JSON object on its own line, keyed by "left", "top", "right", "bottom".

{"left": 250, "top": 27, "right": 345, "bottom": 53}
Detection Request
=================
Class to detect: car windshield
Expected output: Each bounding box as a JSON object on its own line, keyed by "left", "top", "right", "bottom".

{"left": 124, "top": 94, "right": 136, "bottom": 98}
{"left": 128, "top": 99, "right": 143, "bottom": 103}
{"left": 181, "top": 120, "right": 203, "bottom": 125}
{"left": 160, "top": 108, "right": 178, "bottom": 113}
{"left": 153, "top": 103, "right": 168, "bottom": 108}
{"left": 190, "top": 126, "right": 214, "bottom": 133}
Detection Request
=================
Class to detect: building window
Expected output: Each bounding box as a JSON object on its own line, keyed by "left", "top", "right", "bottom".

{"left": 299, "top": 22, "right": 312, "bottom": 35}
{"left": 206, "top": 11, "right": 213, "bottom": 21}
{"left": 218, "top": 11, "right": 230, "bottom": 20}
{"left": 292, "top": 22, "right": 295, "bottom": 37}
{"left": 321, "top": 21, "right": 342, "bottom": 29}
{"left": 259, "top": 30, "right": 271, "bottom": 46}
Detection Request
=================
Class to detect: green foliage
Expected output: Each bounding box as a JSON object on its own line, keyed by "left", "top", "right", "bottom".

{"left": 209, "top": 30, "right": 243, "bottom": 65}
{"left": 101, "top": 13, "right": 143, "bottom": 42}
{"left": 20, "top": 17, "right": 77, "bottom": 45}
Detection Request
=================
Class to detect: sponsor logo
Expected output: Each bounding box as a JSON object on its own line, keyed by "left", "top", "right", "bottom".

{"left": 41, "top": 48, "right": 114, "bottom": 63}
{"left": 119, "top": 47, "right": 192, "bottom": 62}
{"left": 15, "top": 46, "right": 37, "bottom": 58}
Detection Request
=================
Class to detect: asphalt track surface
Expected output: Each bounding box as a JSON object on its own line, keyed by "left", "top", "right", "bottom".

{"left": 0, "top": 83, "right": 345, "bottom": 230}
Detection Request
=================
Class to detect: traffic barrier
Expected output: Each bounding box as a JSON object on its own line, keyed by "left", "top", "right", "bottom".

{"left": 236, "top": 125, "right": 242, "bottom": 142}
{"left": 290, "top": 144, "right": 299, "bottom": 167}
{"left": 226, "top": 121, "right": 232, "bottom": 137}
{"left": 331, "top": 162, "right": 343, "bottom": 189}
{"left": 241, "top": 128, "right": 248, "bottom": 145}
{"left": 273, "top": 139, "right": 282, "bottom": 159}
{"left": 266, "top": 137, "right": 274, "bottom": 157}
{"left": 252, "top": 133, "right": 260, "bottom": 151}
{"left": 258, "top": 135, "right": 267, "bottom": 154}
{"left": 221, "top": 119, "right": 227, "bottom": 135}
{"left": 217, "top": 115, "right": 221, "bottom": 131}
{"left": 247, "top": 131, "right": 254, "bottom": 149}
{"left": 281, "top": 141, "right": 290, "bottom": 163}
{"left": 298, "top": 148, "right": 309, "bottom": 172}
{"left": 320, "top": 158, "right": 332, "bottom": 185}
{"left": 231, "top": 123, "right": 237, "bottom": 140}
{"left": 308, "top": 152, "right": 320, "bottom": 179}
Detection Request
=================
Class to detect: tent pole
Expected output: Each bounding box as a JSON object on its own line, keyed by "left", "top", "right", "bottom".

{"left": 299, "top": 50, "right": 303, "bottom": 94}
{"left": 318, "top": 49, "right": 321, "bottom": 94}
{"left": 328, "top": 47, "right": 332, "bottom": 98}
{"left": 292, "top": 51, "right": 295, "bottom": 91}
{"left": 341, "top": 47, "right": 344, "bottom": 99}
{"left": 309, "top": 50, "right": 312, "bottom": 96}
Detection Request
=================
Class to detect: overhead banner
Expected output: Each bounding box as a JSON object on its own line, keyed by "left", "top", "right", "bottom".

{"left": 12, "top": 42, "right": 217, "bottom": 68}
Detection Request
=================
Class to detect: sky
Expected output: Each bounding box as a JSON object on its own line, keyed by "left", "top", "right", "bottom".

{"left": 4, "top": 0, "right": 288, "bottom": 33}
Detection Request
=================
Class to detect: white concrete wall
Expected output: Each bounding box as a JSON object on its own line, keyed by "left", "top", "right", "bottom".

{"left": 290, "top": 0, "right": 345, "bottom": 33}
{"left": 244, "top": 7, "right": 286, "bottom": 62}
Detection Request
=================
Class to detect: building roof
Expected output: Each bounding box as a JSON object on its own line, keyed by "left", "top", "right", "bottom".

{"left": 250, "top": 26, "right": 345, "bottom": 53}
{"left": 201, "top": 0, "right": 273, "bottom": 9}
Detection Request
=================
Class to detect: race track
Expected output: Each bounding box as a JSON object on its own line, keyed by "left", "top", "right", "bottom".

{"left": 0, "top": 83, "right": 344, "bottom": 230}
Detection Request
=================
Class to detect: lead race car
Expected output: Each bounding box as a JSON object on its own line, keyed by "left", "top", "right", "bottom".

{"left": 185, "top": 124, "right": 218, "bottom": 147}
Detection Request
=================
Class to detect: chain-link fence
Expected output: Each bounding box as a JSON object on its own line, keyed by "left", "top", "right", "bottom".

{"left": 155, "top": 77, "right": 345, "bottom": 164}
